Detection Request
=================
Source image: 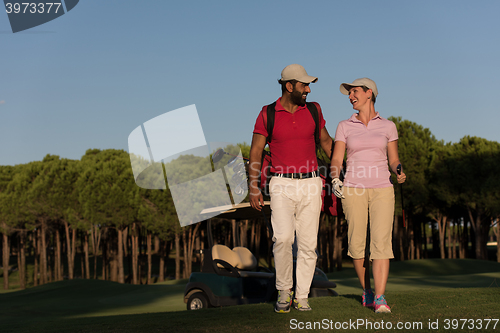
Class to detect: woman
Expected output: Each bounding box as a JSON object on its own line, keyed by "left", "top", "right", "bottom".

{"left": 330, "top": 78, "right": 406, "bottom": 313}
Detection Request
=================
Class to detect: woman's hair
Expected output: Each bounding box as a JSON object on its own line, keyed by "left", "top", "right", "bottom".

{"left": 361, "top": 86, "right": 376, "bottom": 104}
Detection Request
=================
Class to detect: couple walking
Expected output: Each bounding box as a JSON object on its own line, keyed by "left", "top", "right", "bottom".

{"left": 248, "top": 64, "right": 407, "bottom": 314}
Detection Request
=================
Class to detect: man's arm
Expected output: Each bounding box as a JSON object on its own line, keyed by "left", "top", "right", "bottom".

{"left": 320, "top": 127, "right": 334, "bottom": 160}
{"left": 249, "top": 133, "right": 267, "bottom": 210}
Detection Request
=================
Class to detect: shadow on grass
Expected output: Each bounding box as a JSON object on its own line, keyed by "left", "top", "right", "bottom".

{"left": 338, "top": 293, "right": 362, "bottom": 305}
{"left": 0, "top": 278, "right": 187, "bottom": 331}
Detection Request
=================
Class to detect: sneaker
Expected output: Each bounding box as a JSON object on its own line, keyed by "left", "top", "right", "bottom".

{"left": 374, "top": 294, "right": 391, "bottom": 313}
{"left": 293, "top": 298, "right": 312, "bottom": 311}
{"left": 275, "top": 289, "right": 293, "bottom": 313}
{"left": 362, "top": 289, "right": 374, "bottom": 307}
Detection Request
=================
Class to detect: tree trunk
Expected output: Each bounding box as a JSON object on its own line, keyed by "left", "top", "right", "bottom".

{"left": 64, "top": 221, "right": 75, "bottom": 279}
{"left": 83, "top": 231, "right": 90, "bottom": 279}
{"left": 154, "top": 235, "right": 160, "bottom": 254}
{"left": 195, "top": 230, "right": 201, "bottom": 264}
{"left": 132, "top": 223, "right": 138, "bottom": 285}
{"left": 138, "top": 228, "right": 143, "bottom": 284}
{"left": 200, "top": 229, "right": 205, "bottom": 253}
{"left": 408, "top": 216, "right": 415, "bottom": 260}
{"left": 147, "top": 231, "right": 152, "bottom": 284}
{"left": 40, "top": 223, "right": 47, "bottom": 285}
{"left": 468, "top": 207, "right": 486, "bottom": 260}
{"left": 19, "top": 231, "right": 26, "bottom": 289}
{"left": 415, "top": 220, "right": 420, "bottom": 260}
{"left": 81, "top": 256, "right": 84, "bottom": 279}
{"left": 458, "top": 220, "right": 467, "bottom": 259}
{"left": 47, "top": 229, "right": 53, "bottom": 283}
{"left": 17, "top": 242, "right": 21, "bottom": 285}
{"left": 175, "top": 232, "right": 181, "bottom": 280}
{"left": 33, "top": 231, "right": 38, "bottom": 286}
{"left": 231, "top": 220, "right": 237, "bottom": 247}
{"left": 451, "top": 221, "right": 457, "bottom": 259}
{"left": 254, "top": 223, "right": 261, "bottom": 264}
{"left": 446, "top": 219, "right": 455, "bottom": 259}
{"left": 159, "top": 240, "right": 165, "bottom": 282}
{"left": 250, "top": 222, "right": 256, "bottom": 252}
{"left": 55, "top": 228, "right": 62, "bottom": 281}
{"left": 422, "top": 221, "right": 428, "bottom": 259}
{"left": 186, "top": 224, "right": 200, "bottom": 278}
{"left": 116, "top": 228, "right": 124, "bottom": 283}
{"left": 182, "top": 228, "right": 188, "bottom": 278}
{"left": 122, "top": 227, "right": 129, "bottom": 257}
{"left": 95, "top": 226, "right": 102, "bottom": 280}
{"left": 241, "top": 220, "right": 248, "bottom": 248}
{"left": 125, "top": 233, "right": 132, "bottom": 283}
{"left": 90, "top": 225, "right": 96, "bottom": 279}
{"left": 102, "top": 230, "right": 107, "bottom": 281}
{"left": 2, "top": 232, "right": 9, "bottom": 290}
{"left": 109, "top": 230, "right": 118, "bottom": 282}
{"left": 435, "top": 213, "right": 447, "bottom": 259}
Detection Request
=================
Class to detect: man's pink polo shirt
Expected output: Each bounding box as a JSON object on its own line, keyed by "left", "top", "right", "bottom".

{"left": 253, "top": 98, "right": 326, "bottom": 174}
{"left": 334, "top": 112, "right": 398, "bottom": 188}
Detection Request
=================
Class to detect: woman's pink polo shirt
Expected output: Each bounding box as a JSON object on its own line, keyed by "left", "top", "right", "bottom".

{"left": 334, "top": 112, "right": 398, "bottom": 188}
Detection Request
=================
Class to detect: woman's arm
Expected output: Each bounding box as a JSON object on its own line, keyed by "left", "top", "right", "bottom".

{"left": 330, "top": 140, "right": 346, "bottom": 179}
{"left": 387, "top": 140, "right": 406, "bottom": 184}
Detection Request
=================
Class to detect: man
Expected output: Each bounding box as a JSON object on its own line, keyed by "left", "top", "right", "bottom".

{"left": 249, "top": 64, "right": 333, "bottom": 313}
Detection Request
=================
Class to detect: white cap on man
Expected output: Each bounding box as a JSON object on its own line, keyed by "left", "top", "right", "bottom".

{"left": 280, "top": 64, "right": 318, "bottom": 84}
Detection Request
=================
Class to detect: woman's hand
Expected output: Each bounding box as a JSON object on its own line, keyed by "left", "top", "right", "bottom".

{"left": 396, "top": 171, "right": 406, "bottom": 184}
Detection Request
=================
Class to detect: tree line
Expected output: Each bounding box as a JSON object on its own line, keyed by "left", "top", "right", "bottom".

{"left": 391, "top": 117, "right": 500, "bottom": 262}
{"left": 1, "top": 118, "right": 500, "bottom": 290}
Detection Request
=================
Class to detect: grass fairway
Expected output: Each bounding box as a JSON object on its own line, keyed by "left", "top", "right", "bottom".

{"left": 1, "top": 259, "right": 499, "bottom": 332}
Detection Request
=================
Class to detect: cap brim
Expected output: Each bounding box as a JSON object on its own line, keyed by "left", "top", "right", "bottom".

{"left": 340, "top": 83, "right": 354, "bottom": 95}
{"left": 297, "top": 75, "right": 318, "bottom": 84}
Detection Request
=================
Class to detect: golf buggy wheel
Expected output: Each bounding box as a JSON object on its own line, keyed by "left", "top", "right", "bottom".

{"left": 187, "top": 292, "right": 209, "bottom": 310}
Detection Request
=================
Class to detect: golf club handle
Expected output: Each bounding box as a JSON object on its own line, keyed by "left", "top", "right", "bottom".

{"left": 396, "top": 164, "right": 406, "bottom": 227}
{"left": 396, "top": 163, "right": 404, "bottom": 204}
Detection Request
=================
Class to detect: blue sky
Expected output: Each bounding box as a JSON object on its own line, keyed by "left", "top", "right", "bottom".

{"left": 1, "top": 0, "right": 499, "bottom": 166}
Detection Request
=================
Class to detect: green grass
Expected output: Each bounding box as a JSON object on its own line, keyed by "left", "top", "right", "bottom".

{"left": 330, "top": 259, "right": 500, "bottom": 295}
{"left": 1, "top": 259, "right": 500, "bottom": 332}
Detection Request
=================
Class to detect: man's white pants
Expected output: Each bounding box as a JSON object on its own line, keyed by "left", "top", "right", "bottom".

{"left": 269, "top": 176, "right": 322, "bottom": 299}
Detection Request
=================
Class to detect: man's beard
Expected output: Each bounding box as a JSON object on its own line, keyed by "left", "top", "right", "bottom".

{"left": 291, "top": 88, "right": 306, "bottom": 106}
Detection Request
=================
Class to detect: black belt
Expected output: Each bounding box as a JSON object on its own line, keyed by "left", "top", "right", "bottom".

{"left": 271, "top": 171, "right": 319, "bottom": 179}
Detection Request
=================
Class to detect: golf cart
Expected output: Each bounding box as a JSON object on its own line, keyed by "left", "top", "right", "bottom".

{"left": 184, "top": 202, "right": 337, "bottom": 310}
